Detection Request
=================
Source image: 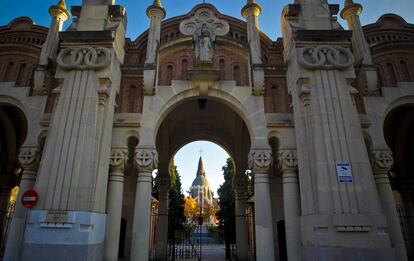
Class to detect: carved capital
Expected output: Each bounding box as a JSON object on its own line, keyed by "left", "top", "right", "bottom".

{"left": 57, "top": 47, "right": 111, "bottom": 71}
{"left": 109, "top": 148, "right": 128, "bottom": 172}
{"left": 156, "top": 175, "right": 171, "bottom": 193}
{"left": 370, "top": 150, "right": 394, "bottom": 174}
{"left": 278, "top": 149, "right": 298, "bottom": 172}
{"left": 298, "top": 45, "right": 354, "bottom": 70}
{"left": 248, "top": 150, "right": 272, "bottom": 173}
{"left": 18, "top": 147, "right": 39, "bottom": 171}
{"left": 135, "top": 149, "right": 158, "bottom": 173}
{"left": 232, "top": 175, "right": 247, "bottom": 194}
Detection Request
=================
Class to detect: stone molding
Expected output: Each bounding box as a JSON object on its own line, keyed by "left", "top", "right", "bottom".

{"left": 109, "top": 148, "right": 128, "bottom": 172}
{"left": 278, "top": 149, "right": 298, "bottom": 172}
{"left": 135, "top": 149, "right": 158, "bottom": 173}
{"left": 370, "top": 150, "right": 394, "bottom": 174}
{"left": 18, "top": 147, "right": 39, "bottom": 171}
{"left": 57, "top": 47, "right": 111, "bottom": 71}
{"left": 298, "top": 45, "right": 354, "bottom": 70}
{"left": 248, "top": 150, "right": 272, "bottom": 173}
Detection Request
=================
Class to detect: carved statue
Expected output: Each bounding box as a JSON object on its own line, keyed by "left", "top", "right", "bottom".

{"left": 179, "top": 8, "right": 229, "bottom": 64}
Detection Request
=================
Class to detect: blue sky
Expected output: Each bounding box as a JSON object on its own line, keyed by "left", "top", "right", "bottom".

{"left": 1, "top": 0, "right": 414, "bottom": 41}
{"left": 2, "top": 0, "right": 413, "bottom": 194}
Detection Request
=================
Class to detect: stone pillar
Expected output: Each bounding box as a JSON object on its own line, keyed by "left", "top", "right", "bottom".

{"left": 341, "top": 0, "right": 378, "bottom": 94}
{"left": 371, "top": 150, "right": 408, "bottom": 261}
{"left": 33, "top": 0, "right": 70, "bottom": 95}
{"left": 241, "top": 0, "right": 265, "bottom": 95}
{"left": 279, "top": 150, "right": 301, "bottom": 261}
{"left": 143, "top": 0, "right": 166, "bottom": 95}
{"left": 233, "top": 175, "right": 249, "bottom": 261}
{"left": 104, "top": 148, "right": 128, "bottom": 261}
{"left": 4, "top": 147, "right": 38, "bottom": 261}
{"left": 249, "top": 150, "right": 275, "bottom": 261}
{"left": 155, "top": 175, "right": 171, "bottom": 260}
{"left": 131, "top": 149, "right": 158, "bottom": 261}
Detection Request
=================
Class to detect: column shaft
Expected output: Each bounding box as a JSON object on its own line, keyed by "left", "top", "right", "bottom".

{"left": 131, "top": 172, "right": 153, "bottom": 261}
{"left": 104, "top": 170, "right": 124, "bottom": 261}
{"left": 283, "top": 171, "right": 301, "bottom": 261}
{"left": 235, "top": 193, "right": 249, "bottom": 261}
{"left": 254, "top": 172, "right": 275, "bottom": 261}
{"left": 4, "top": 169, "right": 37, "bottom": 260}
{"left": 155, "top": 190, "right": 169, "bottom": 260}
{"left": 374, "top": 172, "right": 407, "bottom": 261}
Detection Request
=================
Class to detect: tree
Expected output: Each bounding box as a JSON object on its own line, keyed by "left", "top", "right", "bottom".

{"left": 168, "top": 161, "right": 186, "bottom": 239}
{"left": 183, "top": 197, "right": 198, "bottom": 223}
{"left": 217, "top": 158, "right": 236, "bottom": 260}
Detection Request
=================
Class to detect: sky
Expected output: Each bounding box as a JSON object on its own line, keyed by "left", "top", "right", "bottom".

{"left": 1, "top": 0, "right": 414, "bottom": 41}
{"left": 173, "top": 141, "right": 229, "bottom": 196}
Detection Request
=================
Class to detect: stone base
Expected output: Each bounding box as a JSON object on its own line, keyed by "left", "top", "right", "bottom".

{"left": 21, "top": 210, "right": 106, "bottom": 261}
{"left": 302, "top": 246, "right": 396, "bottom": 261}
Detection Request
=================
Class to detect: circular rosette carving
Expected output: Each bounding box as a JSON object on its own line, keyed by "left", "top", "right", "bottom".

{"left": 299, "top": 46, "right": 354, "bottom": 70}
{"left": 18, "top": 147, "right": 39, "bottom": 170}
{"left": 135, "top": 149, "right": 158, "bottom": 173}
{"left": 371, "top": 150, "right": 394, "bottom": 173}
{"left": 278, "top": 150, "right": 298, "bottom": 172}
{"left": 109, "top": 149, "right": 128, "bottom": 172}
{"left": 248, "top": 150, "right": 272, "bottom": 173}
{"left": 57, "top": 47, "right": 111, "bottom": 71}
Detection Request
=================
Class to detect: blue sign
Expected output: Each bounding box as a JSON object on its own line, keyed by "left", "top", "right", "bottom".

{"left": 336, "top": 163, "right": 353, "bottom": 183}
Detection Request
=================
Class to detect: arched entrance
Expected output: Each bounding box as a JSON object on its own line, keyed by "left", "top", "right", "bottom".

{"left": 384, "top": 103, "right": 414, "bottom": 259}
{"left": 153, "top": 97, "right": 252, "bottom": 260}
{"left": 0, "top": 104, "right": 27, "bottom": 255}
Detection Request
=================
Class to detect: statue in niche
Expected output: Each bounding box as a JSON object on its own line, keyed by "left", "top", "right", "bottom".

{"left": 179, "top": 8, "right": 230, "bottom": 65}
{"left": 197, "top": 23, "right": 213, "bottom": 62}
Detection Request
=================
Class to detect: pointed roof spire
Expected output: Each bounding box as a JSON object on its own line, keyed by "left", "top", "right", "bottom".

{"left": 49, "top": 0, "right": 71, "bottom": 20}
{"left": 57, "top": 0, "right": 67, "bottom": 10}
{"left": 153, "top": 0, "right": 163, "bottom": 8}
{"left": 197, "top": 156, "right": 206, "bottom": 177}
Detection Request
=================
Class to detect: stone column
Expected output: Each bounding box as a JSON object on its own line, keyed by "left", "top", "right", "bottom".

{"left": 371, "top": 150, "right": 408, "bottom": 261}
{"left": 131, "top": 149, "right": 158, "bottom": 261}
{"left": 233, "top": 174, "right": 249, "bottom": 261}
{"left": 249, "top": 150, "right": 275, "bottom": 261}
{"left": 155, "top": 175, "right": 171, "bottom": 260}
{"left": 4, "top": 147, "right": 38, "bottom": 261}
{"left": 104, "top": 148, "right": 128, "bottom": 261}
{"left": 279, "top": 150, "right": 301, "bottom": 261}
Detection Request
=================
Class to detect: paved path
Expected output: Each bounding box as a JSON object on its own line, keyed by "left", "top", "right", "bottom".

{"left": 175, "top": 244, "right": 226, "bottom": 260}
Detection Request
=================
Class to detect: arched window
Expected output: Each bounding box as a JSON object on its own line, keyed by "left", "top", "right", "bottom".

{"left": 387, "top": 62, "right": 397, "bottom": 86}
{"left": 128, "top": 85, "right": 137, "bottom": 112}
{"left": 181, "top": 59, "right": 188, "bottom": 80}
{"left": 166, "top": 65, "right": 173, "bottom": 85}
{"left": 15, "top": 63, "right": 27, "bottom": 86}
{"left": 4, "top": 61, "right": 14, "bottom": 82}
{"left": 233, "top": 65, "right": 241, "bottom": 86}
{"left": 400, "top": 60, "right": 411, "bottom": 82}
{"left": 219, "top": 59, "right": 225, "bottom": 80}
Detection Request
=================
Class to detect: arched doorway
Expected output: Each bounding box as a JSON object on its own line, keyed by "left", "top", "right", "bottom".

{"left": 0, "top": 104, "right": 27, "bottom": 254}
{"left": 384, "top": 103, "right": 414, "bottom": 259}
{"left": 154, "top": 97, "right": 252, "bottom": 260}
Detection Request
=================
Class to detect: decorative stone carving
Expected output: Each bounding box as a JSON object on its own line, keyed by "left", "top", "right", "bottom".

{"left": 232, "top": 175, "right": 247, "bottom": 194}
{"left": 371, "top": 150, "right": 394, "bottom": 173}
{"left": 179, "top": 8, "right": 229, "bottom": 63}
{"left": 109, "top": 148, "right": 128, "bottom": 172}
{"left": 18, "top": 147, "right": 39, "bottom": 170}
{"left": 135, "top": 149, "right": 158, "bottom": 173}
{"left": 57, "top": 47, "right": 111, "bottom": 71}
{"left": 298, "top": 46, "right": 354, "bottom": 70}
{"left": 248, "top": 150, "right": 272, "bottom": 173}
{"left": 156, "top": 176, "right": 171, "bottom": 192}
{"left": 278, "top": 149, "right": 298, "bottom": 172}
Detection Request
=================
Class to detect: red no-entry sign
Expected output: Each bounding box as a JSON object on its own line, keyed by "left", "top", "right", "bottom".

{"left": 21, "top": 189, "right": 38, "bottom": 209}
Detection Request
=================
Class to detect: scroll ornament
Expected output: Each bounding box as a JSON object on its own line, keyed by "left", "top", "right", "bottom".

{"left": 57, "top": 47, "right": 111, "bottom": 71}
{"left": 298, "top": 45, "right": 354, "bottom": 70}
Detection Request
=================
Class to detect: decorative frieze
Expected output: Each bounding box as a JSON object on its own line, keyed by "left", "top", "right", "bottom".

{"left": 298, "top": 45, "right": 354, "bottom": 70}
{"left": 57, "top": 47, "right": 111, "bottom": 71}
{"left": 248, "top": 150, "right": 272, "bottom": 173}
{"left": 135, "top": 149, "right": 158, "bottom": 173}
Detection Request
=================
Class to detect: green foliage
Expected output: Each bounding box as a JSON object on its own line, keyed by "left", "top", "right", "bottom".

{"left": 168, "top": 160, "right": 186, "bottom": 239}
{"left": 217, "top": 158, "right": 236, "bottom": 258}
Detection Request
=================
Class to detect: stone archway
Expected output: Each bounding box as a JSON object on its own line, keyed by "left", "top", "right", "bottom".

{"left": 0, "top": 104, "right": 28, "bottom": 252}
{"left": 153, "top": 97, "right": 251, "bottom": 260}
{"left": 384, "top": 103, "right": 414, "bottom": 259}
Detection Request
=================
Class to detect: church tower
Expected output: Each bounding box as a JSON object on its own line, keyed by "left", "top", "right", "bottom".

{"left": 190, "top": 156, "right": 213, "bottom": 208}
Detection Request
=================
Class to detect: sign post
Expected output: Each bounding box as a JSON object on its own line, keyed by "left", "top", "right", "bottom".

{"left": 21, "top": 189, "right": 38, "bottom": 209}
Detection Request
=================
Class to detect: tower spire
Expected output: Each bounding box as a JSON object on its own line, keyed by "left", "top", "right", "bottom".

{"left": 197, "top": 156, "right": 206, "bottom": 177}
